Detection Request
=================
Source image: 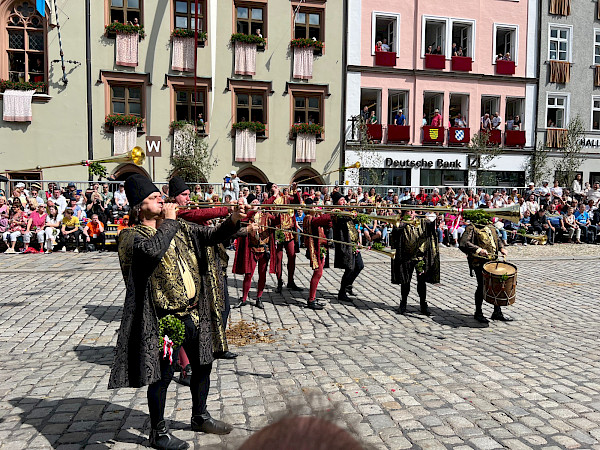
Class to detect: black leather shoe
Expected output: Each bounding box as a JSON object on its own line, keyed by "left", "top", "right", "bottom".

{"left": 346, "top": 286, "right": 355, "bottom": 296}
{"left": 178, "top": 364, "right": 192, "bottom": 386}
{"left": 287, "top": 282, "right": 303, "bottom": 291}
{"left": 191, "top": 415, "right": 233, "bottom": 435}
{"left": 232, "top": 299, "right": 248, "bottom": 309}
{"left": 337, "top": 292, "right": 353, "bottom": 303}
{"left": 491, "top": 312, "right": 513, "bottom": 322}
{"left": 149, "top": 420, "right": 189, "bottom": 450}
{"left": 397, "top": 299, "right": 407, "bottom": 315}
{"left": 474, "top": 312, "right": 489, "bottom": 324}
{"left": 275, "top": 280, "right": 283, "bottom": 294}
{"left": 255, "top": 298, "right": 264, "bottom": 309}
{"left": 420, "top": 302, "right": 431, "bottom": 316}
{"left": 214, "top": 351, "right": 238, "bottom": 360}
{"left": 307, "top": 300, "right": 324, "bottom": 310}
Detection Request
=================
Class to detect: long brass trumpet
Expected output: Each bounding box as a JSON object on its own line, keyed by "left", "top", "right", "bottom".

{"left": 520, "top": 233, "right": 548, "bottom": 244}
{"left": 14, "top": 146, "right": 146, "bottom": 171}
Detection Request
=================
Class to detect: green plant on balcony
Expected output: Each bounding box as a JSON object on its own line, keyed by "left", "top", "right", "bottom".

{"left": 105, "top": 22, "right": 146, "bottom": 39}
{"left": 105, "top": 114, "right": 144, "bottom": 128}
{"left": 232, "top": 121, "right": 266, "bottom": 133}
{"left": 290, "top": 38, "right": 324, "bottom": 50}
{"left": 290, "top": 123, "right": 324, "bottom": 136}
{"left": 230, "top": 33, "right": 266, "bottom": 45}
{"left": 172, "top": 28, "right": 207, "bottom": 40}
{"left": 0, "top": 80, "right": 47, "bottom": 93}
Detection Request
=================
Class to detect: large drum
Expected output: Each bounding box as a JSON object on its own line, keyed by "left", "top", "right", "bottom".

{"left": 482, "top": 261, "right": 517, "bottom": 306}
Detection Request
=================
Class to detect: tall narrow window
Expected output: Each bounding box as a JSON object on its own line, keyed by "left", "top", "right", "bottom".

{"left": 110, "top": 84, "right": 143, "bottom": 117}
{"left": 110, "top": 0, "right": 142, "bottom": 24}
{"left": 236, "top": 92, "right": 264, "bottom": 124}
{"left": 6, "top": 1, "right": 46, "bottom": 83}
{"left": 424, "top": 19, "right": 446, "bottom": 56}
{"left": 592, "top": 97, "right": 600, "bottom": 130}
{"left": 236, "top": 4, "right": 264, "bottom": 37}
{"left": 293, "top": 95, "right": 321, "bottom": 125}
{"left": 294, "top": 9, "right": 322, "bottom": 41}
{"left": 595, "top": 30, "right": 600, "bottom": 65}
{"left": 451, "top": 21, "right": 473, "bottom": 57}
{"left": 175, "top": 89, "right": 205, "bottom": 123}
{"left": 174, "top": 0, "right": 205, "bottom": 33}
{"left": 549, "top": 26, "right": 570, "bottom": 61}
{"left": 546, "top": 94, "right": 567, "bottom": 128}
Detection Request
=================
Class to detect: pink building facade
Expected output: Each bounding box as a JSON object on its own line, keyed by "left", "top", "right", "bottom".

{"left": 345, "top": 0, "right": 539, "bottom": 187}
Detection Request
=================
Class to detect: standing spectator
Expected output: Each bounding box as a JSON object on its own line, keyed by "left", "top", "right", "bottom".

{"left": 230, "top": 171, "right": 240, "bottom": 200}
{"left": 575, "top": 204, "right": 596, "bottom": 243}
{"left": 422, "top": 113, "right": 428, "bottom": 126}
{"left": 3, "top": 202, "right": 27, "bottom": 253}
{"left": 572, "top": 173, "right": 583, "bottom": 201}
{"left": 50, "top": 187, "right": 68, "bottom": 215}
{"left": 550, "top": 180, "right": 563, "bottom": 200}
{"left": 491, "top": 112, "right": 502, "bottom": 130}
{"left": 361, "top": 106, "right": 370, "bottom": 123}
{"left": 381, "top": 38, "right": 390, "bottom": 52}
{"left": 431, "top": 109, "right": 442, "bottom": 127}
{"left": 44, "top": 205, "right": 62, "bottom": 253}
{"left": 587, "top": 182, "right": 600, "bottom": 204}
{"left": 83, "top": 214, "right": 106, "bottom": 251}
{"left": 524, "top": 182, "right": 536, "bottom": 199}
{"left": 113, "top": 183, "right": 130, "bottom": 218}
{"left": 368, "top": 111, "right": 378, "bottom": 124}
{"left": 430, "top": 189, "right": 441, "bottom": 205}
{"left": 26, "top": 203, "right": 47, "bottom": 252}
{"left": 60, "top": 208, "right": 82, "bottom": 253}
{"left": 481, "top": 113, "right": 491, "bottom": 131}
{"left": 416, "top": 188, "right": 428, "bottom": 204}
{"left": 506, "top": 116, "right": 514, "bottom": 131}
{"left": 513, "top": 115, "right": 522, "bottom": 130}
{"left": 66, "top": 182, "right": 77, "bottom": 200}
{"left": 394, "top": 109, "right": 406, "bottom": 126}
{"left": 538, "top": 181, "right": 550, "bottom": 197}
{"left": 455, "top": 113, "right": 466, "bottom": 128}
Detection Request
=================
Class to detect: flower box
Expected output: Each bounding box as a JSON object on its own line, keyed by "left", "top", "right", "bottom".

{"left": 290, "top": 38, "right": 324, "bottom": 55}
{"left": 451, "top": 56, "right": 472, "bottom": 72}
{"left": 172, "top": 29, "right": 207, "bottom": 47}
{"left": 425, "top": 54, "right": 446, "bottom": 70}
{"left": 0, "top": 80, "right": 47, "bottom": 94}
{"left": 105, "top": 114, "right": 144, "bottom": 131}
{"left": 375, "top": 51, "right": 396, "bottom": 67}
{"left": 230, "top": 33, "right": 266, "bottom": 46}
{"left": 496, "top": 60, "right": 515, "bottom": 75}
{"left": 105, "top": 22, "right": 145, "bottom": 39}
{"left": 290, "top": 123, "right": 323, "bottom": 138}
{"left": 232, "top": 121, "right": 265, "bottom": 135}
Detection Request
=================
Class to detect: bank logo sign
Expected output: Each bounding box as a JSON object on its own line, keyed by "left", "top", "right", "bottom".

{"left": 455, "top": 129, "right": 465, "bottom": 141}
{"left": 429, "top": 128, "right": 439, "bottom": 140}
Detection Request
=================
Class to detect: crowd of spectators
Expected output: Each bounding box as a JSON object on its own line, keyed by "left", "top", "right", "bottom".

{"left": 1, "top": 181, "right": 131, "bottom": 253}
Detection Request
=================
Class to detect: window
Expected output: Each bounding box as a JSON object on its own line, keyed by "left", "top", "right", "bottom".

{"left": 293, "top": 95, "right": 321, "bottom": 125}
{"left": 494, "top": 25, "right": 518, "bottom": 64}
{"left": 6, "top": 1, "right": 46, "bottom": 83}
{"left": 174, "top": 0, "right": 205, "bottom": 33}
{"left": 481, "top": 96, "right": 500, "bottom": 116}
{"left": 451, "top": 21, "right": 473, "bottom": 57}
{"left": 477, "top": 171, "right": 525, "bottom": 187}
{"left": 294, "top": 9, "right": 322, "bottom": 41}
{"left": 423, "top": 17, "right": 446, "bottom": 56}
{"left": 546, "top": 94, "right": 568, "bottom": 128}
{"left": 595, "top": 29, "right": 600, "bottom": 65}
{"left": 110, "top": 0, "right": 142, "bottom": 25}
{"left": 449, "top": 93, "right": 469, "bottom": 125}
{"left": 175, "top": 89, "right": 205, "bottom": 123}
{"left": 548, "top": 25, "right": 571, "bottom": 62}
{"left": 236, "top": 92, "right": 265, "bottom": 124}
{"left": 360, "top": 168, "right": 410, "bottom": 186}
{"left": 505, "top": 97, "right": 524, "bottom": 130}
{"left": 420, "top": 169, "right": 467, "bottom": 186}
{"left": 236, "top": 4, "right": 264, "bottom": 37}
{"left": 110, "top": 84, "right": 143, "bottom": 116}
{"left": 388, "top": 91, "right": 408, "bottom": 124}
{"left": 371, "top": 12, "right": 400, "bottom": 55}
{"left": 592, "top": 97, "right": 600, "bottom": 130}
{"left": 423, "top": 92, "right": 443, "bottom": 124}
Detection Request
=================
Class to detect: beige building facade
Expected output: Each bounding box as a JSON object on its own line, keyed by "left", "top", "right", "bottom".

{"left": 0, "top": 0, "right": 343, "bottom": 185}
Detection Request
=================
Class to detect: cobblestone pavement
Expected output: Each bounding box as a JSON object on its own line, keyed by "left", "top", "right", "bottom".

{"left": 0, "top": 245, "right": 599, "bottom": 449}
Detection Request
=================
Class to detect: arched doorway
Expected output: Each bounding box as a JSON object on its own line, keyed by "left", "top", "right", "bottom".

{"left": 113, "top": 163, "right": 151, "bottom": 181}
{"left": 291, "top": 167, "right": 323, "bottom": 185}
{"left": 237, "top": 165, "right": 268, "bottom": 184}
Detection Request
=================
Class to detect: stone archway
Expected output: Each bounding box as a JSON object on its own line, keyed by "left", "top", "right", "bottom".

{"left": 237, "top": 165, "right": 268, "bottom": 184}
{"left": 112, "top": 163, "right": 150, "bottom": 181}
{"left": 291, "top": 167, "right": 323, "bottom": 185}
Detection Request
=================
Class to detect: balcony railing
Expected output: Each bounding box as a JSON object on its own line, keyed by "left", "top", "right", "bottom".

{"left": 451, "top": 56, "right": 472, "bottom": 72}
{"left": 496, "top": 60, "right": 515, "bottom": 75}
{"left": 422, "top": 126, "right": 444, "bottom": 144}
{"left": 448, "top": 127, "right": 470, "bottom": 146}
{"left": 366, "top": 123, "right": 383, "bottom": 142}
{"left": 485, "top": 129, "right": 502, "bottom": 145}
{"left": 374, "top": 51, "right": 396, "bottom": 67}
{"left": 387, "top": 125, "right": 410, "bottom": 143}
{"left": 546, "top": 128, "right": 567, "bottom": 148}
{"left": 505, "top": 130, "right": 526, "bottom": 148}
{"left": 425, "top": 54, "right": 446, "bottom": 70}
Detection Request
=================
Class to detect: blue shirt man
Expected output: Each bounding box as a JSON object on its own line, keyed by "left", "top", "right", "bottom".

{"left": 575, "top": 209, "right": 589, "bottom": 225}
{"left": 394, "top": 110, "right": 406, "bottom": 126}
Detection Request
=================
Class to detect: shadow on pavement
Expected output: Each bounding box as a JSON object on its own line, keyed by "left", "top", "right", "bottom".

{"left": 428, "top": 305, "right": 490, "bottom": 328}
{"left": 8, "top": 397, "right": 191, "bottom": 448}
{"left": 83, "top": 304, "right": 122, "bottom": 322}
{"left": 73, "top": 344, "right": 114, "bottom": 366}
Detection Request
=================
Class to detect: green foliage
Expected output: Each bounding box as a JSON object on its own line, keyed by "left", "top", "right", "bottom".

{"left": 230, "top": 33, "right": 266, "bottom": 45}
{"left": 170, "top": 125, "right": 217, "bottom": 183}
{"left": 275, "top": 229, "right": 285, "bottom": 244}
{"left": 526, "top": 141, "right": 552, "bottom": 185}
{"left": 355, "top": 117, "right": 386, "bottom": 185}
{"left": 232, "top": 121, "right": 266, "bottom": 133}
{"left": 468, "top": 131, "right": 503, "bottom": 170}
{"left": 517, "top": 228, "right": 527, "bottom": 236}
{"left": 290, "top": 38, "right": 324, "bottom": 49}
{"left": 462, "top": 209, "right": 492, "bottom": 226}
{"left": 356, "top": 213, "right": 371, "bottom": 225}
{"left": 291, "top": 123, "right": 324, "bottom": 135}
{"left": 371, "top": 242, "right": 384, "bottom": 251}
{"left": 158, "top": 315, "right": 185, "bottom": 347}
{"left": 170, "top": 120, "right": 194, "bottom": 132}
{"left": 552, "top": 116, "right": 586, "bottom": 187}
{"left": 88, "top": 162, "right": 107, "bottom": 178}
{"left": 415, "top": 260, "right": 425, "bottom": 275}
{"left": 172, "top": 29, "right": 207, "bottom": 40}
{"left": 105, "top": 22, "right": 145, "bottom": 38}
{"left": 105, "top": 114, "right": 144, "bottom": 127}
{"left": 0, "top": 79, "right": 47, "bottom": 93}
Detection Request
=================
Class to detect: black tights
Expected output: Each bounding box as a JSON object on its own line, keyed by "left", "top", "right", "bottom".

{"left": 147, "top": 318, "right": 213, "bottom": 428}
{"left": 401, "top": 277, "right": 427, "bottom": 304}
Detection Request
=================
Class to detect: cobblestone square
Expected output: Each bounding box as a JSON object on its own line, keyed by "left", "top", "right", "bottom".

{"left": 0, "top": 245, "right": 599, "bottom": 449}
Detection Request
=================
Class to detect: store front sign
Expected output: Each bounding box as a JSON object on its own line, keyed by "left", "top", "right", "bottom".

{"left": 578, "top": 137, "right": 600, "bottom": 149}
{"left": 384, "top": 157, "right": 462, "bottom": 169}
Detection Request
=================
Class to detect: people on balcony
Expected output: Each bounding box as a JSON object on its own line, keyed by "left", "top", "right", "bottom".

{"left": 492, "top": 112, "right": 502, "bottom": 130}
{"left": 431, "top": 45, "right": 443, "bottom": 55}
{"left": 394, "top": 109, "right": 406, "bottom": 126}
{"left": 481, "top": 113, "right": 491, "bottom": 131}
{"left": 368, "top": 111, "right": 378, "bottom": 124}
{"left": 375, "top": 41, "right": 383, "bottom": 52}
{"left": 513, "top": 115, "right": 522, "bottom": 130}
{"left": 381, "top": 39, "right": 391, "bottom": 52}
{"left": 454, "top": 113, "right": 466, "bottom": 128}
{"left": 361, "top": 106, "right": 370, "bottom": 123}
{"left": 422, "top": 114, "right": 428, "bottom": 126}
{"left": 430, "top": 109, "right": 442, "bottom": 127}
{"left": 451, "top": 43, "right": 457, "bottom": 55}
{"left": 426, "top": 45, "right": 433, "bottom": 55}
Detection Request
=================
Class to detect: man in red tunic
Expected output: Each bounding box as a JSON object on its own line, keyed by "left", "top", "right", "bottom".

{"left": 263, "top": 182, "right": 303, "bottom": 293}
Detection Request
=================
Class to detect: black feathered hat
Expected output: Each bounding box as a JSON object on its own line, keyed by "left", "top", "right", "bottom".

{"left": 124, "top": 174, "right": 160, "bottom": 207}
{"left": 169, "top": 176, "right": 189, "bottom": 198}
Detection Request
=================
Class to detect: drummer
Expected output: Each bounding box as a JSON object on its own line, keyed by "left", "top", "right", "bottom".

{"left": 459, "top": 210, "right": 511, "bottom": 323}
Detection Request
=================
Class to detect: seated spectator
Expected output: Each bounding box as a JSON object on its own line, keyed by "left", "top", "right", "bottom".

{"left": 3, "top": 202, "right": 28, "bottom": 253}
{"left": 430, "top": 189, "right": 441, "bottom": 205}
{"left": 26, "top": 203, "right": 47, "bottom": 252}
{"left": 547, "top": 203, "right": 566, "bottom": 242}
{"left": 60, "top": 208, "right": 82, "bottom": 253}
{"left": 575, "top": 204, "right": 596, "bottom": 243}
{"left": 530, "top": 207, "right": 554, "bottom": 245}
{"left": 416, "top": 188, "right": 428, "bottom": 204}
{"left": 29, "top": 186, "right": 44, "bottom": 206}
{"left": 525, "top": 193, "right": 539, "bottom": 215}
{"left": 0, "top": 197, "right": 8, "bottom": 234}
{"left": 363, "top": 218, "right": 382, "bottom": 243}
{"left": 44, "top": 205, "right": 62, "bottom": 253}
{"left": 444, "top": 211, "right": 465, "bottom": 247}
{"left": 564, "top": 207, "right": 581, "bottom": 243}
{"left": 385, "top": 189, "right": 395, "bottom": 203}
{"left": 517, "top": 210, "right": 532, "bottom": 245}
{"left": 83, "top": 214, "right": 106, "bottom": 251}
{"left": 117, "top": 215, "right": 130, "bottom": 237}
{"left": 587, "top": 182, "right": 600, "bottom": 204}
